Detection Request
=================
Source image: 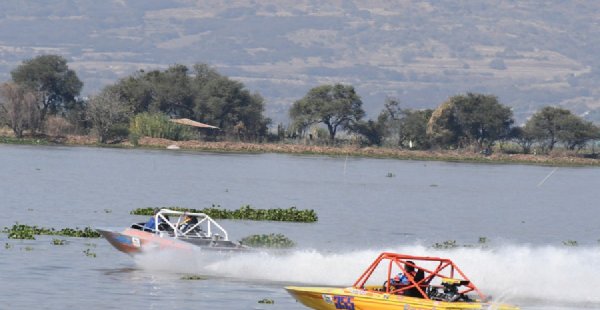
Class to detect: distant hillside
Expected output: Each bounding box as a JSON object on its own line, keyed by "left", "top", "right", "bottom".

{"left": 1, "top": 0, "right": 599, "bottom": 124}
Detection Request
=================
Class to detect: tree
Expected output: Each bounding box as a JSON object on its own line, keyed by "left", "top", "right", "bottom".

{"left": 109, "top": 63, "right": 270, "bottom": 140}
{"left": 427, "top": 100, "right": 462, "bottom": 148}
{"left": 510, "top": 126, "right": 536, "bottom": 154}
{"left": 427, "top": 93, "right": 513, "bottom": 150}
{"left": 108, "top": 71, "right": 155, "bottom": 114}
{"left": 556, "top": 114, "right": 599, "bottom": 150}
{"left": 525, "top": 107, "right": 569, "bottom": 151}
{"left": 290, "top": 84, "right": 365, "bottom": 141}
{"left": 350, "top": 116, "right": 387, "bottom": 146}
{"left": 377, "top": 97, "right": 402, "bottom": 145}
{"left": 193, "top": 75, "right": 270, "bottom": 139}
{"left": 109, "top": 65, "right": 194, "bottom": 118}
{"left": 11, "top": 55, "right": 83, "bottom": 127}
{"left": 525, "top": 106, "right": 597, "bottom": 151}
{"left": 86, "top": 88, "right": 132, "bottom": 143}
{"left": 0, "top": 82, "right": 40, "bottom": 138}
{"left": 145, "top": 64, "right": 195, "bottom": 117}
{"left": 375, "top": 98, "right": 431, "bottom": 149}
{"left": 398, "top": 109, "right": 433, "bottom": 149}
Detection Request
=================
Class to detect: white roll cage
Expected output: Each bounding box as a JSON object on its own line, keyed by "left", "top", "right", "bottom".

{"left": 150, "top": 208, "right": 229, "bottom": 241}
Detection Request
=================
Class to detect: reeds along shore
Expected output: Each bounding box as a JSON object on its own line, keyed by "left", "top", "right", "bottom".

{"left": 2, "top": 133, "right": 600, "bottom": 167}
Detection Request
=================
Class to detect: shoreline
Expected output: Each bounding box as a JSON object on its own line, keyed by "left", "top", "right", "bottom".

{"left": 2, "top": 134, "right": 599, "bottom": 167}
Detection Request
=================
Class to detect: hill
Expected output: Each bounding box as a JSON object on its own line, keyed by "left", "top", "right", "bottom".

{"left": 1, "top": 1, "right": 599, "bottom": 124}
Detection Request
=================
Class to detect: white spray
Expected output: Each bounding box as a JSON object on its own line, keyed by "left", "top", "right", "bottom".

{"left": 135, "top": 244, "right": 600, "bottom": 307}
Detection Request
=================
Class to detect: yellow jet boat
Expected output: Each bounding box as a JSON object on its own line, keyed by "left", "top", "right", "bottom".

{"left": 286, "top": 252, "right": 518, "bottom": 310}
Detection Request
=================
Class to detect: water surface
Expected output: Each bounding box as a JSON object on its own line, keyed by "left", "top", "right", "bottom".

{"left": 1, "top": 144, "right": 598, "bottom": 309}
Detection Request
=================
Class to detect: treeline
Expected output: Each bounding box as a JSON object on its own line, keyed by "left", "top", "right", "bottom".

{"left": 0, "top": 54, "right": 598, "bottom": 155}
{"left": 0, "top": 55, "right": 269, "bottom": 143}
{"left": 288, "top": 86, "right": 599, "bottom": 154}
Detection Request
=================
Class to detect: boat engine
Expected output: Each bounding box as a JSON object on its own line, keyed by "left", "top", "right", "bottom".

{"left": 427, "top": 278, "right": 471, "bottom": 302}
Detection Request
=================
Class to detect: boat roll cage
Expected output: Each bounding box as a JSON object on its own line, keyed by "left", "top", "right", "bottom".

{"left": 150, "top": 208, "right": 229, "bottom": 240}
{"left": 353, "top": 252, "right": 486, "bottom": 301}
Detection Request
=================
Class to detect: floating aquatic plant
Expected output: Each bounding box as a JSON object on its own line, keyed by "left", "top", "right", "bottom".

{"left": 239, "top": 233, "right": 295, "bottom": 249}
{"left": 180, "top": 274, "right": 207, "bottom": 280}
{"left": 52, "top": 239, "right": 66, "bottom": 245}
{"left": 386, "top": 172, "right": 395, "bottom": 177}
{"left": 83, "top": 249, "right": 96, "bottom": 257}
{"left": 432, "top": 240, "right": 458, "bottom": 249}
{"left": 562, "top": 240, "right": 578, "bottom": 247}
{"left": 5, "top": 223, "right": 36, "bottom": 240}
{"left": 431, "top": 238, "right": 490, "bottom": 250}
{"left": 131, "top": 205, "right": 318, "bottom": 222}
{"left": 2, "top": 223, "right": 101, "bottom": 239}
{"left": 258, "top": 298, "right": 274, "bottom": 304}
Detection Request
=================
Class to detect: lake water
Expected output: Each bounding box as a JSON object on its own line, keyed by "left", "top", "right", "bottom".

{"left": 1, "top": 144, "right": 599, "bottom": 309}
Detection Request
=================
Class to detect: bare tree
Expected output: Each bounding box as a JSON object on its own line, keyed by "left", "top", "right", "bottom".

{"left": 86, "top": 88, "right": 131, "bottom": 143}
{"left": 0, "top": 82, "right": 40, "bottom": 138}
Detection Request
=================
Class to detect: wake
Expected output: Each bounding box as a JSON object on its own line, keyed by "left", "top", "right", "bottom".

{"left": 135, "top": 243, "right": 600, "bottom": 307}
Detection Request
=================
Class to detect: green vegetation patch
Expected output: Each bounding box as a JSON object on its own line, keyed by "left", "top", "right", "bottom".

{"left": 258, "top": 298, "right": 274, "bottom": 304}
{"left": 83, "top": 248, "right": 97, "bottom": 257}
{"left": 180, "top": 274, "right": 207, "bottom": 280}
{"left": 129, "top": 112, "right": 195, "bottom": 143}
{"left": 0, "top": 136, "right": 50, "bottom": 145}
{"left": 431, "top": 237, "right": 489, "bottom": 250}
{"left": 239, "top": 233, "right": 295, "bottom": 249}
{"left": 130, "top": 205, "right": 318, "bottom": 222}
{"left": 2, "top": 223, "right": 101, "bottom": 239}
{"left": 51, "top": 238, "right": 67, "bottom": 245}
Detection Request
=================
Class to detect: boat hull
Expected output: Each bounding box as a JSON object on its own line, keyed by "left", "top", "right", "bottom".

{"left": 97, "top": 228, "right": 193, "bottom": 255}
{"left": 98, "top": 228, "right": 247, "bottom": 255}
{"left": 286, "top": 286, "right": 519, "bottom": 310}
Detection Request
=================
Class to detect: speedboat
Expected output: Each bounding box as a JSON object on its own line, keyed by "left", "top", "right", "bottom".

{"left": 286, "top": 252, "right": 519, "bottom": 310}
{"left": 98, "top": 208, "right": 248, "bottom": 255}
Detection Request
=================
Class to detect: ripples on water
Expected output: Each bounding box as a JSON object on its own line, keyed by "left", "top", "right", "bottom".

{"left": 1, "top": 145, "right": 599, "bottom": 309}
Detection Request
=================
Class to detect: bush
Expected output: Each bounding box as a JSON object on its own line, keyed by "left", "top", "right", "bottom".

{"left": 44, "top": 116, "right": 74, "bottom": 137}
{"left": 105, "top": 124, "right": 130, "bottom": 143}
{"left": 129, "top": 113, "right": 195, "bottom": 141}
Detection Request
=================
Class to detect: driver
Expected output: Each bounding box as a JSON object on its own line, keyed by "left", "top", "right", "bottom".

{"left": 390, "top": 261, "right": 416, "bottom": 287}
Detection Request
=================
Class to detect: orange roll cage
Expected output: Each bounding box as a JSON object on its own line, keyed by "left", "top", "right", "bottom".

{"left": 352, "top": 252, "right": 486, "bottom": 300}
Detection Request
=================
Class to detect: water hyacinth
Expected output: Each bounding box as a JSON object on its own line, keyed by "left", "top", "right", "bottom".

{"left": 2, "top": 223, "right": 101, "bottom": 239}
{"left": 432, "top": 240, "right": 459, "bottom": 249}
{"left": 5, "top": 223, "right": 36, "bottom": 240}
{"left": 52, "top": 239, "right": 67, "bottom": 245}
{"left": 131, "top": 205, "right": 318, "bottom": 222}
{"left": 239, "top": 233, "right": 295, "bottom": 249}
{"left": 83, "top": 249, "right": 96, "bottom": 257}
{"left": 431, "top": 238, "right": 492, "bottom": 249}
{"left": 180, "top": 274, "right": 207, "bottom": 280}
